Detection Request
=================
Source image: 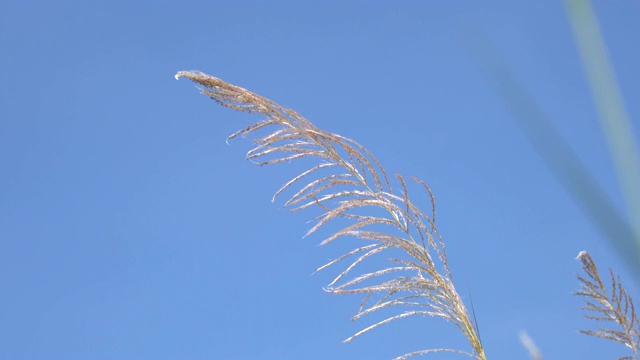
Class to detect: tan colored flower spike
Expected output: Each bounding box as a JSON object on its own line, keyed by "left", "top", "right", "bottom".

{"left": 575, "top": 251, "right": 640, "bottom": 359}
{"left": 176, "top": 71, "right": 486, "bottom": 360}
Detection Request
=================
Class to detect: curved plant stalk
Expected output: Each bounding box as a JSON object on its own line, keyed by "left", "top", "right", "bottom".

{"left": 566, "top": 0, "right": 640, "bottom": 252}
{"left": 575, "top": 251, "right": 640, "bottom": 359}
{"left": 176, "top": 71, "right": 486, "bottom": 359}
{"left": 461, "top": 26, "right": 640, "bottom": 279}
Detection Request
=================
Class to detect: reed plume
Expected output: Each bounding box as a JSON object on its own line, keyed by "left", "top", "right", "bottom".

{"left": 575, "top": 251, "right": 640, "bottom": 359}
{"left": 175, "top": 71, "right": 485, "bottom": 359}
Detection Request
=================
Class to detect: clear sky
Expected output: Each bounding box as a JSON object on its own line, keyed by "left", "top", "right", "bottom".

{"left": 2, "top": 1, "right": 640, "bottom": 359}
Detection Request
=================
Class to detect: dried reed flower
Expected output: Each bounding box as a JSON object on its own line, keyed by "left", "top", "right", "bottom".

{"left": 519, "top": 330, "right": 543, "bottom": 360}
{"left": 176, "top": 71, "right": 486, "bottom": 360}
{"left": 575, "top": 251, "right": 640, "bottom": 359}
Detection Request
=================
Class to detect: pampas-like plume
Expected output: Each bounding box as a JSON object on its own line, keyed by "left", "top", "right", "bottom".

{"left": 176, "top": 71, "right": 486, "bottom": 360}
{"left": 575, "top": 251, "right": 640, "bottom": 359}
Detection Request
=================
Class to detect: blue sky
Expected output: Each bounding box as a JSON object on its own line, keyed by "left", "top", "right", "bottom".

{"left": 2, "top": 1, "right": 640, "bottom": 359}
